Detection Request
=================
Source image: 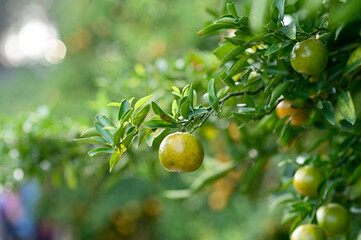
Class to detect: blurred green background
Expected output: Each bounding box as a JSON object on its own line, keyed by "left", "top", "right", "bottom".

{"left": 0, "top": 0, "right": 221, "bottom": 120}
{"left": 0, "top": 0, "right": 290, "bottom": 239}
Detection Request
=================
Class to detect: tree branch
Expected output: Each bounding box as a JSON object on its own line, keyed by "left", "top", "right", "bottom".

{"left": 191, "top": 86, "right": 265, "bottom": 133}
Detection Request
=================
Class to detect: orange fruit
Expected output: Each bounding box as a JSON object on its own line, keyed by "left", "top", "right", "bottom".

{"left": 276, "top": 100, "right": 309, "bottom": 126}
{"left": 291, "top": 224, "right": 327, "bottom": 240}
{"left": 293, "top": 166, "right": 324, "bottom": 197}
{"left": 316, "top": 203, "right": 351, "bottom": 237}
{"left": 291, "top": 38, "right": 328, "bottom": 75}
{"left": 159, "top": 132, "right": 204, "bottom": 173}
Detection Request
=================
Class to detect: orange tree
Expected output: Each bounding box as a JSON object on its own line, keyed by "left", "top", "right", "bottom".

{"left": 77, "top": 0, "right": 361, "bottom": 238}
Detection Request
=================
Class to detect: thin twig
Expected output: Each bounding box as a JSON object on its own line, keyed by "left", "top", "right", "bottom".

{"left": 191, "top": 86, "right": 265, "bottom": 133}
{"left": 266, "top": 98, "right": 284, "bottom": 114}
{"left": 205, "top": 86, "right": 266, "bottom": 111}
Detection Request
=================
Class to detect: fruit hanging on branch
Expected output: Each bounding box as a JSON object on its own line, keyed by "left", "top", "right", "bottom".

{"left": 276, "top": 99, "right": 310, "bottom": 126}
{"left": 75, "top": 0, "right": 361, "bottom": 237}
{"left": 290, "top": 224, "right": 327, "bottom": 240}
{"left": 293, "top": 165, "right": 324, "bottom": 197}
{"left": 159, "top": 132, "right": 204, "bottom": 173}
{"left": 290, "top": 38, "right": 328, "bottom": 75}
{"left": 316, "top": 203, "right": 351, "bottom": 237}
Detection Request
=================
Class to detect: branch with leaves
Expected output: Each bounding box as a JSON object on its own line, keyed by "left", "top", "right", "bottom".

{"left": 76, "top": 0, "right": 361, "bottom": 237}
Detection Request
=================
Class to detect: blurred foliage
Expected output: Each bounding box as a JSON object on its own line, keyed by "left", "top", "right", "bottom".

{"left": 78, "top": 0, "right": 361, "bottom": 239}
{"left": 0, "top": 0, "right": 220, "bottom": 120}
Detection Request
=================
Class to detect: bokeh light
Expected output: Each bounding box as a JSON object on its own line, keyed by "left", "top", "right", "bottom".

{"left": 0, "top": 3, "right": 66, "bottom": 67}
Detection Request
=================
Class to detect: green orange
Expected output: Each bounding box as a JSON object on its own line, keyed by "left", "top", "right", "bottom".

{"left": 291, "top": 224, "right": 327, "bottom": 240}
{"left": 293, "top": 166, "right": 324, "bottom": 197}
{"left": 316, "top": 203, "right": 351, "bottom": 237}
{"left": 159, "top": 132, "right": 204, "bottom": 173}
{"left": 291, "top": 38, "right": 328, "bottom": 75}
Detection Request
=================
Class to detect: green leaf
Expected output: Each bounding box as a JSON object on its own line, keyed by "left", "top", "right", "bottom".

{"left": 265, "top": 42, "right": 291, "bottom": 56}
{"left": 118, "top": 99, "right": 130, "bottom": 120}
{"left": 80, "top": 127, "right": 101, "bottom": 137}
{"left": 113, "top": 109, "right": 132, "bottom": 146}
{"left": 142, "top": 120, "right": 177, "bottom": 129}
{"left": 334, "top": 22, "right": 344, "bottom": 41}
{"left": 180, "top": 97, "right": 190, "bottom": 119}
{"left": 291, "top": 201, "right": 313, "bottom": 211}
{"left": 171, "top": 99, "right": 179, "bottom": 117}
{"left": 270, "top": 193, "right": 295, "bottom": 209}
{"left": 123, "top": 126, "right": 137, "bottom": 148}
{"left": 226, "top": 55, "right": 248, "bottom": 78}
{"left": 151, "top": 102, "right": 175, "bottom": 122}
{"left": 226, "top": 2, "right": 239, "bottom": 18}
{"left": 189, "top": 108, "right": 209, "bottom": 117}
{"left": 346, "top": 173, "right": 361, "bottom": 200}
{"left": 322, "top": 178, "right": 344, "bottom": 199}
{"left": 109, "top": 153, "right": 122, "bottom": 172}
{"left": 145, "top": 128, "right": 166, "bottom": 147}
{"left": 275, "top": 0, "right": 285, "bottom": 20}
{"left": 277, "top": 43, "right": 294, "bottom": 59}
{"left": 181, "top": 84, "right": 190, "bottom": 97}
{"left": 121, "top": 108, "right": 133, "bottom": 122}
{"left": 96, "top": 115, "right": 115, "bottom": 127}
{"left": 265, "top": 74, "right": 283, "bottom": 92}
{"left": 95, "top": 122, "right": 114, "bottom": 145}
{"left": 208, "top": 78, "right": 217, "bottom": 105}
{"left": 214, "top": 16, "right": 236, "bottom": 24}
{"left": 88, "top": 147, "right": 114, "bottom": 157}
{"left": 103, "top": 126, "right": 116, "bottom": 130}
{"left": 244, "top": 93, "right": 256, "bottom": 108}
{"left": 321, "top": 101, "right": 335, "bottom": 125}
{"left": 280, "top": 21, "right": 296, "bottom": 39}
{"left": 348, "top": 165, "right": 361, "bottom": 185}
{"left": 192, "top": 90, "right": 197, "bottom": 107}
{"left": 129, "top": 97, "right": 135, "bottom": 105}
{"left": 172, "top": 86, "right": 180, "bottom": 95}
{"left": 224, "top": 37, "right": 245, "bottom": 45}
{"left": 74, "top": 137, "right": 109, "bottom": 145}
{"left": 197, "top": 23, "right": 236, "bottom": 36}
{"left": 219, "top": 72, "right": 236, "bottom": 87}
{"left": 268, "top": 81, "right": 292, "bottom": 106}
{"left": 212, "top": 100, "right": 220, "bottom": 113}
{"left": 346, "top": 181, "right": 361, "bottom": 201}
{"left": 282, "top": 212, "right": 298, "bottom": 226}
{"left": 134, "top": 127, "right": 152, "bottom": 148}
{"left": 188, "top": 85, "right": 194, "bottom": 108}
{"left": 345, "top": 46, "right": 361, "bottom": 74}
{"left": 265, "top": 66, "right": 289, "bottom": 75}
{"left": 289, "top": 216, "right": 301, "bottom": 236}
{"left": 232, "top": 112, "right": 254, "bottom": 120}
{"left": 213, "top": 42, "right": 236, "bottom": 60}
{"left": 133, "top": 104, "right": 151, "bottom": 126}
{"left": 291, "top": 90, "right": 310, "bottom": 99}
{"left": 218, "top": 46, "right": 247, "bottom": 68}
{"left": 337, "top": 91, "right": 356, "bottom": 125}
{"left": 244, "top": 32, "right": 268, "bottom": 45}
{"left": 134, "top": 95, "right": 152, "bottom": 112}
{"left": 107, "top": 102, "right": 121, "bottom": 107}
{"left": 113, "top": 123, "right": 126, "bottom": 147}
{"left": 280, "top": 121, "right": 291, "bottom": 146}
